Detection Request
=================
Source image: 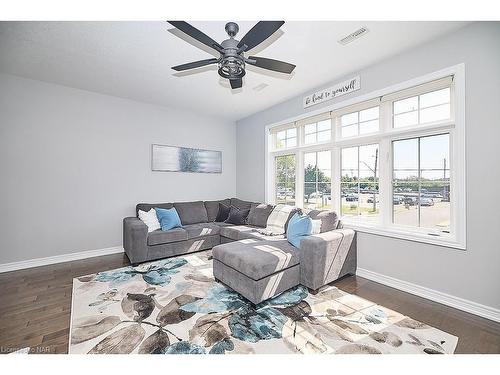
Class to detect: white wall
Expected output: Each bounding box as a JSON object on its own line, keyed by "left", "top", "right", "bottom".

{"left": 0, "top": 74, "right": 236, "bottom": 264}
{"left": 236, "top": 22, "right": 500, "bottom": 311}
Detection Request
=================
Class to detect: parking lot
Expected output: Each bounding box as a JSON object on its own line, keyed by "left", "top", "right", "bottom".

{"left": 341, "top": 192, "right": 450, "bottom": 231}
{"left": 279, "top": 190, "right": 450, "bottom": 232}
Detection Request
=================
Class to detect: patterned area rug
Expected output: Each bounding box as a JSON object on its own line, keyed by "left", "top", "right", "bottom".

{"left": 69, "top": 250, "right": 458, "bottom": 354}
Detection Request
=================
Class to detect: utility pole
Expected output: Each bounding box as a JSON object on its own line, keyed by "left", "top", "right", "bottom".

{"left": 360, "top": 149, "right": 379, "bottom": 213}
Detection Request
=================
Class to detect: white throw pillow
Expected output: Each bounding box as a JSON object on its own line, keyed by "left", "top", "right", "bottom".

{"left": 311, "top": 219, "right": 322, "bottom": 234}
{"left": 138, "top": 208, "right": 161, "bottom": 233}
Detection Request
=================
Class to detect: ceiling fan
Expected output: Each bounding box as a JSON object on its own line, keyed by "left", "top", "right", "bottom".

{"left": 168, "top": 21, "right": 296, "bottom": 89}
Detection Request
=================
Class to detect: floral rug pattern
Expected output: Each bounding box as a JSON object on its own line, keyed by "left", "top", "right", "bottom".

{"left": 69, "top": 250, "right": 458, "bottom": 354}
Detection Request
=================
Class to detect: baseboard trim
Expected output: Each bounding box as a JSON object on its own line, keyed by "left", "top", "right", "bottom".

{"left": 0, "top": 246, "right": 125, "bottom": 273}
{"left": 356, "top": 268, "right": 500, "bottom": 323}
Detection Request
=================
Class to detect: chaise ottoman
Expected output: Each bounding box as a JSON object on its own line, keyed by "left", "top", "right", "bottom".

{"left": 212, "top": 238, "right": 301, "bottom": 304}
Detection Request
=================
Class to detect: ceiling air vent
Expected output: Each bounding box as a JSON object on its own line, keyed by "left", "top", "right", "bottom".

{"left": 338, "top": 27, "right": 369, "bottom": 45}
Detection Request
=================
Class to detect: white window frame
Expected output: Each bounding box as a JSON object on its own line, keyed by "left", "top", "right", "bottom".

{"left": 272, "top": 153, "right": 298, "bottom": 206}
{"left": 335, "top": 98, "right": 381, "bottom": 139}
{"left": 340, "top": 142, "right": 380, "bottom": 220}
{"left": 301, "top": 114, "right": 333, "bottom": 146}
{"left": 265, "top": 64, "right": 466, "bottom": 250}
{"left": 270, "top": 123, "right": 298, "bottom": 150}
{"left": 303, "top": 149, "right": 333, "bottom": 210}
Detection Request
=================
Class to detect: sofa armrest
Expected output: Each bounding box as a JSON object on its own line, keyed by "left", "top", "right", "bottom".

{"left": 299, "top": 229, "right": 356, "bottom": 290}
{"left": 123, "top": 217, "right": 148, "bottom": 264}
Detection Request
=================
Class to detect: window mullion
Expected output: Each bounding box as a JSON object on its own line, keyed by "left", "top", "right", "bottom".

{"left": 379, "top": 100, "right": 392, "bottom": 227}
{"left": 357, "top": 146, "right": 361, "bottom": 217}
{"left": 379, "top": 138, "right": 392, "bottom": 228}
{"left": 332, "top": 146, "right": 341, "bottom": 214}
{"left": 417, "top": 137, "right": 421, "bottom": 228}
{"left": 296, "top": 151, "right": 304, "bottom": 209}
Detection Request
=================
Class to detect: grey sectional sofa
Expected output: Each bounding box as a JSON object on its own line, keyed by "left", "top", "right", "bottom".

{"left": 123, "top": 197, "right": 356, "bottom": 304}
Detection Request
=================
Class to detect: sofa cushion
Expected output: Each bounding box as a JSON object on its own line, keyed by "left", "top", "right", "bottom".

{"left": 204, "top": 199, "right": 231, "bottom": 222}
{"left": 183, "top": 223, "right": 221, "bottom": 239}
{"left": 215, "top": 203, "right": 231, "bottom": 222}
{"left": 147, "top": 228, "right": 187, "bottom": 246}
{"left": 219, "top": 225, "right": 285, "bottom": 242}
{"left": 225, "top": 206, "right": 250, "bottom": 225}
{"left": 305, "top": 209, "right": 339, "bottom": 233}
{"left": 174, "top": 201, "right": 209, "bottom": 225}
{"left": 220, "top": 225, "right": 259, "bottom": 241}
{"left": 230, "top": 197, "right": 254, "bottom": 210}
{"left": 136, "top": 202, "right": 173, "bottom": 217}
{"left": 246, "top": 203, "right": 275, "bottom": 228}
{"left": 212, "top": 239, "right": 300, "bottom": 280}
{"left": 213, "top": 222, "right": 234, "bottom": 228}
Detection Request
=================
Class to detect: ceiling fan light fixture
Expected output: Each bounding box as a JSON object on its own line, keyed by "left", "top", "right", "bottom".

{"left": 218, "top": 57, "right": 246, "bottom": 79}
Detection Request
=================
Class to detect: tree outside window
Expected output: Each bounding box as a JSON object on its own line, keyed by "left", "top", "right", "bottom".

{"left": 275, "top": 154, "right": 296, "bottom": 206}
{"left": 304, "top": 151, "right": 331, "bottom": 209}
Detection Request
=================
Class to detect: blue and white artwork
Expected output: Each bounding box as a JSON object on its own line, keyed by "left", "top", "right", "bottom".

{"left": 152, "top": 144, "right": 222, "bottom": 173}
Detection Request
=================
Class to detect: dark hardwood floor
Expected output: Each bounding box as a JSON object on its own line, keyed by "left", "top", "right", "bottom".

{"left": 0, "top": 253, "right": 499, "bottom": 354}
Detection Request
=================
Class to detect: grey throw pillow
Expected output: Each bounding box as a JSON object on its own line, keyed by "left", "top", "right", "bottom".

{"left": 225, "top": 206, "right": 250, "bottom": 225}
{"left": 173, "top": 201, "right": 209, "bottom": 225}
{"left": 204, "top": 199, "right": 231, "bottom": 222}
{"left": 306, "top": 209, "right": 339, "bottom": 233}
{"left": 215, "top": 203, "right": 231, "bottom": 222}
{"left": 246, "top": 203, "right": 275, "bottom": 227}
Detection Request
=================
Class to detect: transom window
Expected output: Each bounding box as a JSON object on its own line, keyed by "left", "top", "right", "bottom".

{"left": 304, "top": 119, "right": 332, "bottom": 144}
{"left": 275, "top": 127, "right": 297, "bottom": 149}
{"left": 340, "top": 106, "right": 379, "bottom": 137}
{"left": 393, "top": 87, "right": 451, "bottom": 128}
{"left": 267, "top": 67, "right": 465, "bottom": 249}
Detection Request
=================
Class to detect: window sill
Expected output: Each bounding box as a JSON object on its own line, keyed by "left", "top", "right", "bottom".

{"left": 342, "top": 221, "right": 466, "bottom": 250}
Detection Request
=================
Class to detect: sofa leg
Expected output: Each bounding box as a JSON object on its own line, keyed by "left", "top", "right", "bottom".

{"left": 307, "top": 287, "right": 319, "bottom": 295}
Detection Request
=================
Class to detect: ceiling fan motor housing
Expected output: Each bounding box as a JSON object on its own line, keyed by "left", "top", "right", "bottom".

{"left": 218, "top": 38, "right": 245, "bottom": 79}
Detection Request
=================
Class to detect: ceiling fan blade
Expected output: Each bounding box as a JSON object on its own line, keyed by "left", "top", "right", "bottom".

{"left": 247, "top": 56, "right": 296, "bottom": 74}
{"left": 237, "top": 21, "right": 284, "bottom": 51}
{"left": 229, "top": 78, "right": 242, "bottom": 89}
{"left": 172, "top": 58, "right": 219, "bottom": 71}
{"left": 168, "top": 21, "right": 224, "bottom": 53}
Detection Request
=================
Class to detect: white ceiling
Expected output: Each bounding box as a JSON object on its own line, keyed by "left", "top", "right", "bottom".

{"left": 0, "top": 21, "right": 469, "bottom": 121}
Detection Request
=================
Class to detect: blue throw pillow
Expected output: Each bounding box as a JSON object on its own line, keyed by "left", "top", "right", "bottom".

{"left": 155, "top": 207, "right": 182, "bottom": 231}
{"left": 286, "top": 213, "right": 313, "bottom": 248}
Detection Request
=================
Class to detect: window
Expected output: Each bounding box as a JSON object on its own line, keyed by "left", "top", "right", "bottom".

{"left": 304, "top": 119, "right": 331, "bottom": 144}
{"left": 266, "top": 66, "right": 465, "bottom": 249}
{"left": 275, "top": 154, "right": 296, "bottom": 206}
{"left": 341, "top": 144, "right": 380, "bottom": 221}
{"left": 340, "top": 106, "right": 379, "bottom": 137}
{"left": 304, "top": 151, "right": 332, "bottom": 209}
{"left": 393, "top": 87, "right": 450, "bottom": 128}
{"left": 275, "top": 127, "right": 297, "bottom": 149}
{"left": 393, "top": 134, "right": 450, "bottom": 233}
